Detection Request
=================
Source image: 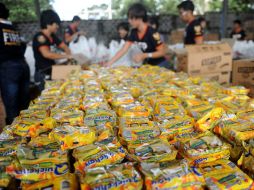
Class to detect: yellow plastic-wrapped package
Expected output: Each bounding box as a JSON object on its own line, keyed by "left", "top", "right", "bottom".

{"left": 49, "top": 125, "right": 96, "bottom": 151}
{"left": 195, "top": 107, "right": 225, "bottom": 132}
{"left": 73, "top": 142, "right": 126, "bottom": 174}
{"left": 140, "top": 160, "right": 205, "bottom": 190}
{"left": 80, "top": 163, "right": 143, "bottom": 190}
{"left": 195, "top": 159, "right": 253, "bottom": 190}
{"left": 51, "top": 109, "right": 84, "bottom": 126}
{"left": 21, "top": 173, "right": 78, "bottom": 190}
{"left": 177, "top": 132, "right": 231, "bottom": 165}
{"left": 0, "top": 157, "right": 13, "bottom": 188}
{"left": 127, "top": 139, "right": 177, "bottom": 163}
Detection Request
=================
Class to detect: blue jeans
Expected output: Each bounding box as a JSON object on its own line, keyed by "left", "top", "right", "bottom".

{"left": 0, "top": 59, "right": 30, "bottom": 125}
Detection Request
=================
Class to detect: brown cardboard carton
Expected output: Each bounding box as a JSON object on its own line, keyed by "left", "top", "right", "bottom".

{"left": 204, "top": 33, "right": 220, "bottom": 41}
{"left": 175, "top": 43, "right": 232, "bottom": 75}
{"left": 193, "top": 71, "right": 231, "bottom": 85}
{"left": 52, "top": 65, "right": 81, "bottom": 80}
{"left": 232, "top": 59, "right": 254, "bottom": 97}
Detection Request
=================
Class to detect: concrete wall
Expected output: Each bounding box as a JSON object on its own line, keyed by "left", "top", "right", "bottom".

{"left": 15, "top": 12, "right": 254, "bottom": 44}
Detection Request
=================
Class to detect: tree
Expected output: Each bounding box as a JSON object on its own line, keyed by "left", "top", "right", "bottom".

{"left": 209, "top": 0, "right": 254, "bottom": 12}
{"left": 1, "top": 0, "right": 54, "bottom": 22}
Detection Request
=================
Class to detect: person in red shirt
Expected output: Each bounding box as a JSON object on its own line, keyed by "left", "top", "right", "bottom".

{"left": 177, "top": 1, "right": 204, "bottom": 45}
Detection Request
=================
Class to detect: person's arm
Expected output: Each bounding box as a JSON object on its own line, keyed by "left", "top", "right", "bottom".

{"left": 105, "top": 42, "right": 132, "bottom": 66}
{"left": 133, "top": 43, "right": 167, "bottom": 63}
{"left": 59, "top": 42, "right": 71, "bottom": 55}
{"left": 195, "top": 36, "right": 204, "bottom": 44}
{"left": 39, "top": 46, "right": 71, "bottom": 60}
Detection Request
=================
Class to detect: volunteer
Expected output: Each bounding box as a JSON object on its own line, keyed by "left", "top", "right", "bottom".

{"left": 177, "top": 1, "right": 204, "bottom": 45}
{"left": 105, "top": 3, "right": 169, "bottom": 69}
{"left": 64, "top": 15, "right": 86, "bottom": 45}
{"left": 230, "top": 20, "right": 246, "bottom": 41}
{"left": 117, "top": 22, "right": 129, "bottom": 41}
{"left": 33, "top": 10, "right": 72, "bottom": 91}
{"left": 0, "top": 3, "right": 30, "bottom": 124}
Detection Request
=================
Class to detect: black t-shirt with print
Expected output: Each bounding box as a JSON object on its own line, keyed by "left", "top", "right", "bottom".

{"left": 184, "top": 19, "right": 203, "bottom": 45}
{"left": 127, "top": 26, "right": 166, "bottom": 65}
{"left": 65, "top": 25, "right": 79, "bottom": 44}
{"left": 0, "top": 21, "right": 25, "bottom": 63}
{"left": 230, "top": 30, "right": 246, "bottom": 40}
{"left": 32, "top": 32, "right": 62, "bottom": 74}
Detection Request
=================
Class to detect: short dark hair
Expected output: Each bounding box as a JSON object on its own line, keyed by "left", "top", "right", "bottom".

{"left": 117, "top": 22, "right": 129, "bottom": 32}
{"left": 0, "top": 3, "right": 9, "bottom": 19}
{"left": 198, "top": 17, "right": 206, "bottom": 22}
{"left": 128, "top": 3, "right": 147, "bottom": 22}
{"left": 148, "top": 16, "right": 159, "bottom": 29}
{"left": 40, "top": 10, "right": 61, "bottom": 29}
{"left": 177, "top": 1, "right": 195, "bottom": 12}
{"left": 72, "top": 15, "right": 81, "bottom": 22}
{"left": 234, "top": 19, "right": 242, "bottom": 25}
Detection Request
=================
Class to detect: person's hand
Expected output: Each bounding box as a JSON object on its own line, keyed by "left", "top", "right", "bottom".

{"left": 133, "top": 53, "right": 146, "bottom": 63}
{"left": 78, "top": 31, "right": 86, "bottom": 36}
{"left": 101, "top": 61, "right": 112, "bottom": 67}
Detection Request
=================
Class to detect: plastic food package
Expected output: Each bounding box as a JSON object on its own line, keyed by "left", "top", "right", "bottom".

{"left": 49, "top": 125, "right": 96, "bottom": 150}
{"left": 214, "top": 118, "right": 254, "bottom": 145}
{"left": 127, "top": 139, "right": 177, "bottom": 163}
{"left": 80, "top": 163, "right": 143, "bottom": 190}
{"left": 177, "top": 132, "right": 231, "bottom": 165}
{"left": 140, "top": 160, "right": 205, "bottom": 190}
{"left": 118, "top": 122, "right": 161, "bottom": 145}
{"left": 73, "top": 142, "right": 126, "bottom": 174}
{"left": 195, "top": 159, "right": 254, "bottom": 190}
{"left": 0, "top": 157, "right": 13, "bottom": 188}
{"left": 21, "top": 173, "right": 78, "bottom": 190}
{"left": 84, "top": 108, "right": 117, "bottom": 127}
{"left": 51, "top": 110, "right": 84, "bottom": 126}
{"left": 195, "top": 107, "right": 225, "bottom": 132}
{"left": 159, "top": 115, "right": 194, "bottom": 141}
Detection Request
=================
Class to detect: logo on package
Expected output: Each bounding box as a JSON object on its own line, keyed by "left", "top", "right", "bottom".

{"left": 201, "top": 56, "right": 221, "bottom": 69}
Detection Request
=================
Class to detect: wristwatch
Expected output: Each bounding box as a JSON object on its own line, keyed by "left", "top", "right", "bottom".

{"left": 147, "top": 53, "right": 153, "bottom": 58}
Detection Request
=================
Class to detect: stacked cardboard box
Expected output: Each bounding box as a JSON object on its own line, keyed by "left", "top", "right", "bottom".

{"left": 174, "top": 43, "right": 232, "bottom": 85}
{"left": 232, "top": 59, "right": 254, "bottom": 97}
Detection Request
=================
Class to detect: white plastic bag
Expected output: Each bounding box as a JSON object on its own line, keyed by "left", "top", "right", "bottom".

{"left": 24, "top": 45, "right": 35, "bottom": 82}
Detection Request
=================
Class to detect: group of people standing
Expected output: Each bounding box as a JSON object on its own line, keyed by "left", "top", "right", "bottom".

{"left": 0, "top": 0, "right": 249, "bottom": 125}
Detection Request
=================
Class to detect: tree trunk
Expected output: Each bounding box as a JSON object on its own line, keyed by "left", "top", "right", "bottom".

{"left": 34, "top": 0, "right": 41, "bottom": 21}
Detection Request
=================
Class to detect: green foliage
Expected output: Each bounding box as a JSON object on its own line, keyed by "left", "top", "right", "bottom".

{"left": 209, "top": 0, "right": 254, "bottom": 12}
{"left": 1, "top": 0, "right": 53, "bottom": 22}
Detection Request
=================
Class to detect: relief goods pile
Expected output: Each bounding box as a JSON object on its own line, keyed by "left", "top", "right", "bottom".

{"left": 1, "top": 65, "right": 254, "bottom": 189}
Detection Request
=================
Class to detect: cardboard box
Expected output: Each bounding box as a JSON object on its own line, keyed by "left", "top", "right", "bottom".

{"left": 52, "top": 65, "right": 81, "bottom": 80}
{"left": 175, "top": 43, "right": 232, "bottom": 75}
{"left": 170, "top": 30, "right": 184, "bottom": 44}
{"left": 232, "top": 59, "right": 254, "bottom": 97}
{"left": 193, "top": 71, "right": 231, "bottom": 85}
{"left": 205, "top": 33, "right": 220, "bottom": 41}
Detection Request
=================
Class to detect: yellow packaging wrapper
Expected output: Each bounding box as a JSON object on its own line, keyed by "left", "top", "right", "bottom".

{"left": 84, "top": 108, "right": 117, "bottom": 127}
{"left": 73, "top": 143, "right": 126, "bottom": 174}
{"left": 140, "top": 160, "right": 205, "bottom": 190}
{"left": 49, "top": 126, "right": 96, "bottom": 150}
{"left": 51, "top": 110, "right": 84, "bottom": 126}
{"left": 195, "top": 159, "right": 254, "bottom": 190}
{"left": 80, "top": 163, "right": 143, "bottom": 190}
{"left": 0, "top": 157, "right": 13, "bottom": 188}
{"left": 127, "top": 139, "right": 177, "bottom": 163}
{"left": 177, "top": 132, "right": 231, "bottom": 165}
{"left": 195, "top": 107, "right": 225, "bottom": 132}
{"left": 21, "top": 173, "right": 78, "bottom": 190}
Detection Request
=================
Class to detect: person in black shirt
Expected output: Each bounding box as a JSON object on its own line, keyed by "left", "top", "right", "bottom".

{"left": 177, "top": 1, "right": 203, "bottom": 45}
{"left": 230, "top": 20, "right": 246, "bottom": 41}
{"left": 117, "top": 22, "right": 129, "bottom": 41}
{"left": 105, "top": 3, "right": 169, "bottom": 69}
{"left": 64, "top": 16, "right": 85, "bottom": 45}
{"left": 33, "top": 10, "right": 72, "bottom": 91}
{"left": 0, "top": 3, "right": 30, "bottom": 125}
